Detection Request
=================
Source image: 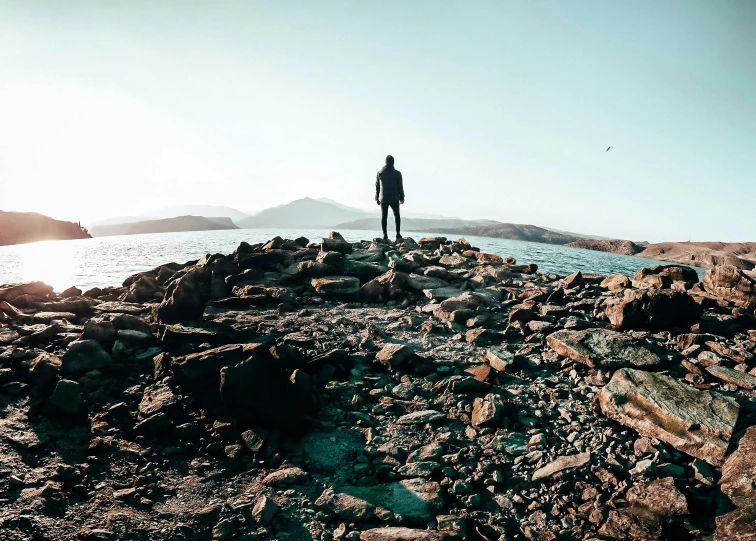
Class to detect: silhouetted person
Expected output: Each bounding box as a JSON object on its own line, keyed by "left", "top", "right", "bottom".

{"left": 375, "top": 155, "right": 404, "bottom": 241}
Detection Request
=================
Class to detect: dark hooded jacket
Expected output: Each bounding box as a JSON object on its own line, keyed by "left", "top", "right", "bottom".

{"left": 375, "top": 165, "right": 404, "bottom": 203}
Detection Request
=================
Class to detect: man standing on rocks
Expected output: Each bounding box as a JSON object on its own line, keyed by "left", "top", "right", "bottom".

{"left": 375, "top": 155, "right": 404, "bottom": 242}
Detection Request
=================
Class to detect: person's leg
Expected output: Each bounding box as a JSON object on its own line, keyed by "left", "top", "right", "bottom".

{"left": 380, "top": 202, "right": 389, "bottom": 239}
{"left": 391, "top": 201, "right": 401, "bottom": 238}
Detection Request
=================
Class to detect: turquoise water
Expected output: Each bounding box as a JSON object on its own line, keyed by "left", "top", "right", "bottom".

{"left": 0, "top": 228, "right": 701, "bottom": 292}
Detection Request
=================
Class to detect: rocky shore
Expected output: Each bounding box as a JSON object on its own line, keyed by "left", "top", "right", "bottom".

{"left": 1, "top": 232, "right": 755, "bottom": 541}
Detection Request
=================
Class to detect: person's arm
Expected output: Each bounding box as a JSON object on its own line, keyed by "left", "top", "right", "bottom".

{"left": 375, "top": 172, "right": 381, "bottom": 203}
{"left": 398, "top": 171, "right": 405, "bottom": 203}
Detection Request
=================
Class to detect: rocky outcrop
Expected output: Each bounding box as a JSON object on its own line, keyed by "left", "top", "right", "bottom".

{"left": 703, "top": 265, "right": 756, "bottom": 310}
{"left": 598, "top": 368, "right": 740, "bottom": 466}
{"left": 0, "top": 236, "right": 755, "bottom": 541}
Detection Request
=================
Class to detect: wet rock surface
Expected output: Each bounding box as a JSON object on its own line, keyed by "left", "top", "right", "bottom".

{"left": 0, "top": 232, "right": 754, "bottom": 540}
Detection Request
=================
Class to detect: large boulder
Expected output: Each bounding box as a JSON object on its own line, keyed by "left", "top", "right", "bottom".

{"left": 0, "top": 282, "right": 53, "bottom": 302}
{"left": 598, "top": 368, "right": 740, "bottom": 466}
{"left": 546, "top": 328, "right": 661, "bottom": 368}
{"left": 634, "top": 265, "right": 699, "bottom": 288}
{"left": 62, "top": 340, "right": 114, "bottom": 374}
{"left": 173, "top": 343, "right": 261, "bottom": 389}
{"left": 703, "top": 265, "right": 756, "bottom": 310}
{"left": 157, "top": 268, "right": 209, "bottom": 323}
{"left": 311, "top": 276, "right": 361, "bottom": 297}
{"left": 604, "top": 289, "right": 702, "bottom": 329}
{"left": 119, "top": 275, "right": 162, "bottom": 303}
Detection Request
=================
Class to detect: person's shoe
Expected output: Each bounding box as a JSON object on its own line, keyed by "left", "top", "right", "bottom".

{"left": 382, "top": 235, "right": 389, "bottom": 242}
{"left": 395, "top": 234, "right": 403, "bottom": 243}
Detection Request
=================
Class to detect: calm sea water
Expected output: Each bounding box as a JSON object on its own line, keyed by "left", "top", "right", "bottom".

{"left": 0, "top": 228, "right": 702, "bottom": 292}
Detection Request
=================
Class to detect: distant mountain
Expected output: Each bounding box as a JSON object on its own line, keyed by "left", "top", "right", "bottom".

{"left": 336, "top": 217, "right": 499, "bottom": 231}
{"left": 0, "top": 211, "right": 91, "bottom": 246}
{"left": 149, "top": 205, "right": 249, "bottom": 222}
{"left": 90, "top": 216, "right": 239, "bottom": 237}
{"left": 237, "top": 197, "right": 372, "bottom": 228}
{"left": 335, "top": 217, "right": 582, "bottom": 245}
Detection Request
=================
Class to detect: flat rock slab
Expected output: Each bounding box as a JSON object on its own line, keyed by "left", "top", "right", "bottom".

{"left": 396, "top": 410, "right": 446, "bottom": 425}
{"left": 706, "top": 365, "right": 756, "bottom": 390}
{"left": 599, "top": 368, "right": 740, "bottom": 466}
{"left": 0, "top": 328, "right": 20, "bottom": 344}
{"left": 337, "top": 478, "right": 444, "bottom": 521}
{"left": 720, "top": 425, "right": 756, "bottom": 508}
{"left": 547, "top": 328, "right": 661, "bottom": 368}
{"left": 360, "top": 528, "right": 445, "bottom": 541}
{"left": 532, "top": 451, "right": 591, "bottom": 481}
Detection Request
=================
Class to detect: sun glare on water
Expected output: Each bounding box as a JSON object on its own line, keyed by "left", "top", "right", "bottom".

{"left": 13, "top": 240, "right": 78, "bottom": 293}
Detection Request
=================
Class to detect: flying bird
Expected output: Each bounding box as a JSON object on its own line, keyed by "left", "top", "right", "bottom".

{"left": 606, "top": 147, "right": 611, "bottom": 152}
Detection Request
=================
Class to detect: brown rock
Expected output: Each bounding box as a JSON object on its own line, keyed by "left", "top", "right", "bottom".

{"left": 601, "top": 274, "right": 631, "bottom": 291}
{"left": 703, "top": 265, "right": 756, "bottom": 310}
{"left": 564, "top": 271, "right": 584, "bottom": 289}
{"left": 720, "top": 426, "right": 756, "bottom": 507}
{"left": 472, "top": 393, "right": 504, "bottom": 428}
{"left": 626, "top": 477, "right": 689, "bottom": 517}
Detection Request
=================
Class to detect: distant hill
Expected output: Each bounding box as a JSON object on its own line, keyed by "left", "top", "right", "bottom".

{"left": 90, "top": 216, "right": 239, "bottom": 237}
{"left": 566, "top": 239, "right": 648, "bottom": 256}
{"left": 425, "top": 222, "right": 587, "bottom": 245}
{"left": 237, "top": 197, "right": 372, "bottom": 228}
{"left": 0, "top": 211, "right": 91, "bottom": 246}
{"left": 638, "top": 242, "right": 756, "bottom": 270}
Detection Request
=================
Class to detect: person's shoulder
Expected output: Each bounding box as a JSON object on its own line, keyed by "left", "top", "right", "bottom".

{"left": 395, "top": 169, "right": 402, "bottom": 175}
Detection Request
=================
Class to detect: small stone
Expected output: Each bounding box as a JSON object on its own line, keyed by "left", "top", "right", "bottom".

{"left": 252, "top": 495, "right": 279, "bottom": 525}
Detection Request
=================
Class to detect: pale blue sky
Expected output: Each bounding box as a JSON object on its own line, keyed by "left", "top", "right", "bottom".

{"left": 0, "top": 1, "right": 754, "bottom": 241}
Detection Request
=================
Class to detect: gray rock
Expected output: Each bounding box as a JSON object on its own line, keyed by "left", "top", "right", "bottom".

{"left": 599, "top": 368, "right": 740, "bottom": 466}
{"left": 62, "top": 340, "right": 114, "bottom": 374}
{"left": 396, "top": 410, "right": 446, "bottom": 425}
{"left": 45, "top": 379, "right": 81, "bottom": 416}
{"left": 546, "top": 328, "right": 662, "bottom": 368}
{"left": 706, "top": 365, "right": 756, "bottom": 390}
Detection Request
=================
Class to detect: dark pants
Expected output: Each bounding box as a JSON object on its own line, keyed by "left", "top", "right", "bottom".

{"left": 381, "top": 200, "right": 401, "bottom": 237}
